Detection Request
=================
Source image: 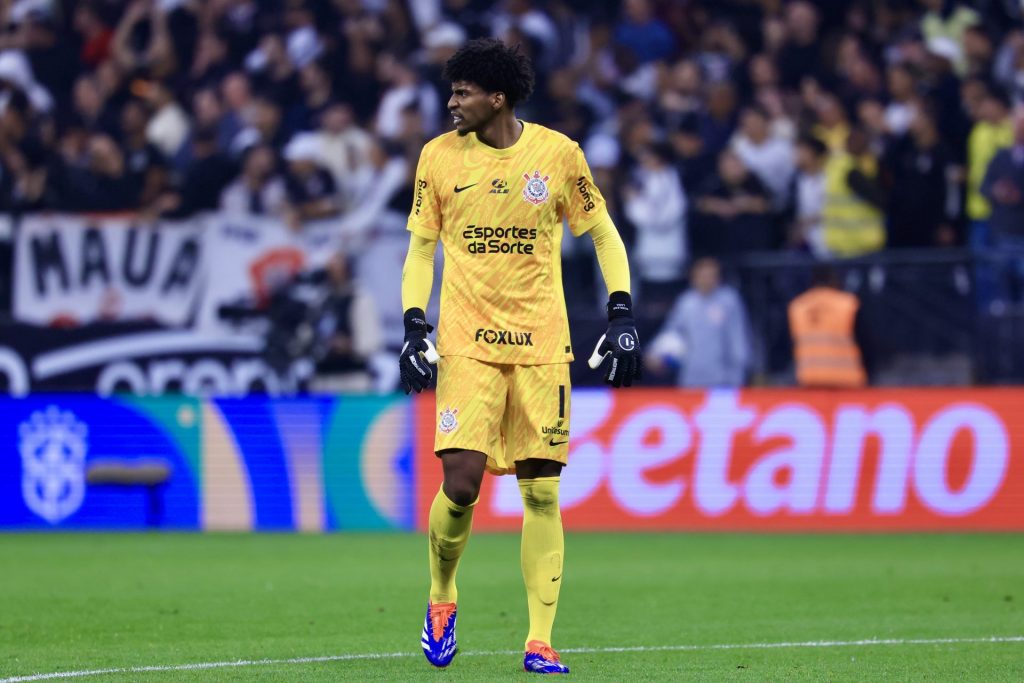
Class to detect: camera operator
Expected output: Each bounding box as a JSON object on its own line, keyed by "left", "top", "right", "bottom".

{"left": 309, "top": 251, "right": 383, "bottom": 393}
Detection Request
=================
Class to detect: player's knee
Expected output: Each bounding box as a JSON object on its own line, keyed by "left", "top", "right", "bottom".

{"left": 443, "top": 478, "right": 480, "bottom": 507}
{"left": 519, "top": 480, "right": 559, "bottom": 513}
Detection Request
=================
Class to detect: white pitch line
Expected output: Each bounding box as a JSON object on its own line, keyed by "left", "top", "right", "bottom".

{"left": 2, "top": 636, "right": 1022, "bottom": 682}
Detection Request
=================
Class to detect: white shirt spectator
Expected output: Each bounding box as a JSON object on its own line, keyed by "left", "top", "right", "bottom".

{"left": 219, "top": 176, "right": 286, "bottom": 216}
{"left": 796, "top": 169, "right": 829, "bottom": 258}
{"left": 731, "top": 133, "right": 795, "bottom": 209}
{"left": 375, "top": 76, "right": 439, "bottom": 140}
{"left": 624, "top": 157, "right": 687, "bottom": 282}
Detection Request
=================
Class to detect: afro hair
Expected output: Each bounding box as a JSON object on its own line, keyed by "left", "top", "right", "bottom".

{"left": 442, "top": 38, "right": 535, "bottom": 107}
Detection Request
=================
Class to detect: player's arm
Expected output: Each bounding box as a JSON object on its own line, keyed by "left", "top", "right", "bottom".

{"left": 565, "top": 143, "right": 643, "bottom": 389}
{"left": 562, "top": 143, "right": 642, "bottom": 387}
{"left": 399, "top": 151, "right": 442, "bottom": 394}
{"left": 586, "top": 219, "right": 642, "bottom": 387}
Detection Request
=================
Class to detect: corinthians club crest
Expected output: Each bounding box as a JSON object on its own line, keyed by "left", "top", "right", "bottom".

{"left": 438, "top": 407, "right": 459, "bottom": 434}
{"left": 19, "top": 406, "right": 89, "bottom": 524}
{"left": 522, "top": 170, "right": 550, "bottom": 205}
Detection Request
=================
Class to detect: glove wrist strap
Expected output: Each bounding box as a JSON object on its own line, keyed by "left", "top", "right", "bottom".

{"left": 607, "top": 291, "right": 633, "bottom": 320}
{"left": 403, "top": 307, "right": 433, "bottom": 333}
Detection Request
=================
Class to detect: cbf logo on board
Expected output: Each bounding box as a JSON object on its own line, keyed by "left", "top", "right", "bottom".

{"left": 19, "top": 406, "right": 89, "bottom": 524}
{"left": 522, "top": 170, "right": 550, "bottom": 205}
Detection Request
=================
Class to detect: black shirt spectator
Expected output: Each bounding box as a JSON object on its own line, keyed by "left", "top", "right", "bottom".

{"left": 694, "top": 150, "right": 776, "bottom": 257}
{"left": 884, "top": 110, "right": 955, "bottom": 247}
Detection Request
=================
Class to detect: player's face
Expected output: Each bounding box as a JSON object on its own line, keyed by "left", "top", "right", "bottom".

{"left": 448, "top": 80, "right": 498, "bottom": 137}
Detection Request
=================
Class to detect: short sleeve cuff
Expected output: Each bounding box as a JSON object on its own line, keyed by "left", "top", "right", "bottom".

{"left": 408, "top": 223, "right": 440, "bottom": 240}
{"left": 570, "top": 208, "right": 611, "bottom": 237}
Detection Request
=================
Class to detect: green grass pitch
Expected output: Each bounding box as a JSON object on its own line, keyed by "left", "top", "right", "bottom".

{"left": 0, "top": 533, "right": 1021, "bottom": 681}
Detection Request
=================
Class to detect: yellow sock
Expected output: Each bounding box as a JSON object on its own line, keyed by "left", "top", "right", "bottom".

{"left": 519, "top": 477, "right": 564, "bottom": 648}
{"left": 427, "top": 487, "right": 475, "bottom": 604}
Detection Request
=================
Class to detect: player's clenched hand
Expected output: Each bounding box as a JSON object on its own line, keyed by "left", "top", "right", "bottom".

{"left": 588, "top": 292, "right": 643, "bottom": 388}
{"left": 399, "top": 308, "right": 439, "bottom": 394}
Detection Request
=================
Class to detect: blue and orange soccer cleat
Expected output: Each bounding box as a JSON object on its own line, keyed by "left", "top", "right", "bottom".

{"left": 524, "top": 640, "right": 570, "bottom": 674}
{"left": 421, "top": 601, "right": 457, "bottom": 667}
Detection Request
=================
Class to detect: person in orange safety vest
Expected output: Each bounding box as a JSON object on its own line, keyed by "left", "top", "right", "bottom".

{"left": 787, "top": 266, "right": 867, "bottom": 388}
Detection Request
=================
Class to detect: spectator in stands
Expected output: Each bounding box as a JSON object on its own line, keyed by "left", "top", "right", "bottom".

{"left": 72, "top": 73, "right": 115, "bottom": 136}
{"left": 777, "top": 1, "right": 823, "bottom": 89}
{"left": 59, "top": 133, "right": 135, "bottom": 212}
{"left": 337, "top": 138, "right": 408, "bottom": 251}
{"left": 981, "top": 104, "right": 1024, "bottom": 303}
{"left": 282, "top": 132, "right": 339, "bottom": 231}
{"left": 310, "top": 251, "right": 383, "bottom": 393}
{"left": 645, "top": 257, "right": 750, "bottom": 388}
{"left": 791, "top": 135, "right": 829, "bottom": 258}
{"left": 613, "top": 0, "right": 676, "bottom": 65}
{"left": 219, "top": 142, "right": 286, "bottom": 217}
{"left": 287, "top": 58, "right": 335, "bottom": 136}
{"left": 788, "top": 265, "right": 868, "bottom": 388}
{"left": 919, "top": 0, "right": 981, "bottom": 77}
{"left": 966, "top": 86, "right": 1013, "bottom": 245}
{"left": 119, "top": 98, "right": 168, "bottom": 211}
{"left": 157, "top": 126, "right": 235, "bottom": 218}
{"left": 822, "top": 126, "right": 886, "bottom": 258}
{"left": 140, "top": 79, "right": 190, "bottom": 163}
{"left": 670, "top": 112, "right": 713, "bottom": 202}
{"left": 374, "top": 52, "right": 439, "bottom": 140}
{"left": 73, "top": 2, "right": 114, "bottom": 71}
{"left": 729, "top": 104, "right": 795, "bottom": 210}
{"left": 313, "top": 102, "right": 374, "bottom": 212}
{"left": 812, "top": 91, "right": 852, "bottom": 152}
{"left": 698, "top": 80, "right": 739, "bottom": 160}
{"left": 625, "top": 143, "right": 688, "bottom": 319}
{"left": 693, "top": 149, "right": 774, "bottom": 257}
{"left": 0, "top": 89, "right": 48, "bottom": 211}
{"left": 220, "top": 72, "right": 255, "bottom": 151}
{"left": 884, "top": 63, "right": 920, "bottom": 137}
{"left": 884, "top": 105, "right": 956, "bottom": 247}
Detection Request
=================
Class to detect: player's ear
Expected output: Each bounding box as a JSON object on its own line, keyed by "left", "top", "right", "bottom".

{"left": 491, "top": 91, "right": 505, "bottom": 111}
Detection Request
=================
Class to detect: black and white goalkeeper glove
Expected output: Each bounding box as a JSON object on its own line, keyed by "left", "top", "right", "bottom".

{"left": 588, "top": 291, "right": 642, "bottom": 388}
{"left": 399, "top": 308, "right": 439, "bottom": 394}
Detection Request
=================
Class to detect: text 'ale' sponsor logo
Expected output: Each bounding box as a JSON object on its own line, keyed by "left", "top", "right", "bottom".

{"left": 488, "top": 391, "right": 1012, "bottom": 521}
{"left": 462, "top": 224, "right": 538, "bottom": 255}
{"left": 490, "top": 179, "right": 510, "bottom": 194}
{"left": 475, "top": 328, "right": 534, "bottom": 346}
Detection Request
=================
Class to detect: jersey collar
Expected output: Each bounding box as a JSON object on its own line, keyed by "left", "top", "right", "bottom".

{"left": 470, "top": 120, "right": 531, "bottom": 158}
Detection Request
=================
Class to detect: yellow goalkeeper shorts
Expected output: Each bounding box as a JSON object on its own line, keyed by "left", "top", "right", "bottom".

{"left": 433, "top": 355, "right": 571, "bottom": 475}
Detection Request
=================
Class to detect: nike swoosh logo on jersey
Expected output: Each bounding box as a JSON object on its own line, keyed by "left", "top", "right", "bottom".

{"left": 548, "top": 439, "right": 568, "bottom": 446}
{"left": 453, "top": 183, "right": 478, "bottom": 193}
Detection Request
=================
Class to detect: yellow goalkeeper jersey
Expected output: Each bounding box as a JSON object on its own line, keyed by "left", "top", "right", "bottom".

{"left": 407, "top": 121, "right": 609, "bottom": 365}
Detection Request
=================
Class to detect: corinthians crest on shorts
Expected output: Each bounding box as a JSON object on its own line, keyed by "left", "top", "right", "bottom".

{"left": 438, "top": 407, "right": 459, "bottom": 433}
{"left": 522, "top": 170, "right": 550, "bottom": 205}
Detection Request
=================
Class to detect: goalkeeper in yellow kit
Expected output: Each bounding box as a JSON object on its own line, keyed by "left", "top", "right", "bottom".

{"left": 400, "top": 38, "right": 641, "bottom": 675}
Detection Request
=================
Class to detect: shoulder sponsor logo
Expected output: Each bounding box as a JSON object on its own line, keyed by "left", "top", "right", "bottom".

{"left": 414, "top": 178, "right": 428, "bottom": 215}
{"left": 475, "top": 328, "right": 534, "bottom": 346}
{"left": 576, "top": 176, "right": 596, "bottom": 212}
{"left": 522, "top": 170, "right": 550, "bottom": 205}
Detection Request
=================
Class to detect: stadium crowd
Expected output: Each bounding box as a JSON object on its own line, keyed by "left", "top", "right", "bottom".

{"left": 1, "top": 0, "right": 1023, "bottom": 386}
